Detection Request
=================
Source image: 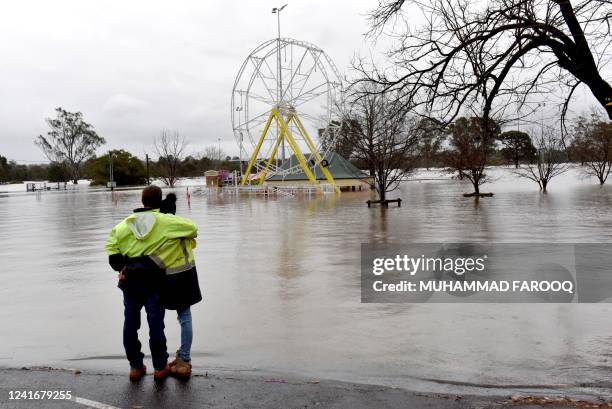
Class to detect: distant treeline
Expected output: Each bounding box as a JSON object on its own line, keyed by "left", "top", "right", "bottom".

{"left": 0, "top": 151, "right": 241, "bottom": 185}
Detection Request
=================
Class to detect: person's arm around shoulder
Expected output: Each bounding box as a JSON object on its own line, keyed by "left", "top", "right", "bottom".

{"left": 167, "top": 214, "right": 198, "bottom": 239}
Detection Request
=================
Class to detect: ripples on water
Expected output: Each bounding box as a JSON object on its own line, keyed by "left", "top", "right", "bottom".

{"left": 1, "top": 168, "right": 612, "bottom": 397}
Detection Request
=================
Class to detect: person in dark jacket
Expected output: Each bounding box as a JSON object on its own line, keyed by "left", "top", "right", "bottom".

{"left": 158, "top": 192, "right": 201, "bottom": 378}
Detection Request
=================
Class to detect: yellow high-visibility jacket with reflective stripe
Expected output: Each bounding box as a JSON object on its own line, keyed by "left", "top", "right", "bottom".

{"left": 106, "top": 209, "right": 198, "bottom": 273}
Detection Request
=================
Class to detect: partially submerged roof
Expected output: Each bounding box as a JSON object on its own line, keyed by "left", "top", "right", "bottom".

{"left": 266, "top": 152, "right": 370, "bottom": 181}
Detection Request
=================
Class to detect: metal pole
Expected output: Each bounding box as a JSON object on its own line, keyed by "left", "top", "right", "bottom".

{"left": 239, "top": 132, "right": 244, "bottom": 177}
{"left": 108, "top": 151, "right": 114, "bottom": 191}
{"left": 273, "top": 5, "right": 287, "bottom": 163}
{"left": 145, "top": 153, "right": 150, "bottom": 185}
{"left": 278, "top": 8, "right": 285, "bottom": 162}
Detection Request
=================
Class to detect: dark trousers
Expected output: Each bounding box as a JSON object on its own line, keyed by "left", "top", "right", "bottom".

{"left": 123, "top": 291, "right": 168, "bottom": 370}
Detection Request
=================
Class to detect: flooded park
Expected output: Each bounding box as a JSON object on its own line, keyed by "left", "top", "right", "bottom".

{"left": 2, "top": 168, "right": 612, "bottom": 398}
{"left": 0, "top": 0, "right": 611, "bottom": 407}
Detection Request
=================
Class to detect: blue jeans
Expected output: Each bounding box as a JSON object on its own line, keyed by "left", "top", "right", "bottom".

{"left": 177, "top": 307, "right": 192, "bottom": 361}
{"left": 123, "top": 292, "right": 168, "bottom": 370}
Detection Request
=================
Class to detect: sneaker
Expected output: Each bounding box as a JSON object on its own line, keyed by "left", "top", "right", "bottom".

{"left": 153, "top": 365, "right": 171, "bottom": 381}
{"left": 129, "top": 365, "right": 146, "bottom": 381}
{"left": 169, "top": 351, "right": 192, "bottom": 379}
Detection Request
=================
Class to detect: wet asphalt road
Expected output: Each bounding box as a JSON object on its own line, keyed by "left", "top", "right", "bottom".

{"left": 0, "top": 367, "right": 551, "bottom": 409}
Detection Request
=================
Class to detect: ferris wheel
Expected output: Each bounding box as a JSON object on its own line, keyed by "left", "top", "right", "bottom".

{"left": 231, "top": 37, "right": 343, "bottom": 188}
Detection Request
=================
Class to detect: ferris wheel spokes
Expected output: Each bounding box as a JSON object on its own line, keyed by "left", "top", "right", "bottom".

{"left": 231, "top": 38, "right": 343, "bottom": 191}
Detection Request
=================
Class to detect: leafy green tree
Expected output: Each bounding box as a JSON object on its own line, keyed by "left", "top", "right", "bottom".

{"left": 26, "top": 164, "right": 48, "bottom": 181}
{"left": 0, "top": 155, "right": 9, "bottom": 183}
{"left": 499, "top": 131, "right": 537, "bottom": 168}
{"left": 0, "top": 156, "right": 52, "bottom": 183}
{"left": 85, "top": 150, "right": 146, "bottom": 186}
{"left": 35, "top": 107, "right": 106, "bottom": 184}
{"left": 47, "top": 162, "right": 71, "bottom": 183}
{"left": 415, "top": 118, "right": 447, "bottom": 169}
{"left": 444, "top": 117, "right": 500, "bottom": 195}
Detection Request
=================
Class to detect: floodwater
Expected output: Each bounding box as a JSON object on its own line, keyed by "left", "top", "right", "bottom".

{"left": 2, "top": 167, "right": 612, "bottom": 397}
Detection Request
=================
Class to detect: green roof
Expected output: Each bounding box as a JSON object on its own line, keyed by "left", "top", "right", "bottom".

{"left": 266, "top": 152, "right": 370, "bottom": 181}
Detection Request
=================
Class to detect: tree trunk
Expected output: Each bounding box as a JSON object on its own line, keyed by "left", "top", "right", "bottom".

{"left": 514, "top": 157, "right": 519, "bottom": 168}
{"left": 584, "top": 75, "right": 612, "bottom": 120}
{"left": 553, "top": 0, "right": 612, "bottom": 120}
{"left": 473, "top": 182, "right": 480, "bottom": 195}
{"left": 379, "top": 186, "right": 386, "bottom": 201}
{"left": 542, "top": 179, "right": 548, "bottom": 192}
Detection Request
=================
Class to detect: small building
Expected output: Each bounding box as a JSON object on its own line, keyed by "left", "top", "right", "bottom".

{"left": 265, "top": 152, "right": 373, "bottom": 191}
{"left": 205, "top": 169, "right": 235, "bottom": 187}
{"left": 204, "top": 170, "right": 220, "bottom": 187}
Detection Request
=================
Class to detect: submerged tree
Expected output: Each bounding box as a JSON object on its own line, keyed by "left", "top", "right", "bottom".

{"left": 153, "top": 130, "right": 187, "bottom": 188}
{"left": 516, "top": 130, "right": 569, "bottom": 192}
{"left": 415, "top": 118, "right": 447, "bottom": 169}
{"left": 571, "top": 113, "right": 612, "bottom": 184}
{"left": 338, "top": 86, "right": 419, "bottom": 201}
{"left": 363, "top": 0, "right": 612, "bottom": 124}
{"left": 499, "top": 131, "right": 538, "bottom": 168}
{"left": 444, "top": 117, "right": 500, "bottom": 196}
{"left": 35, "top": 107, "right": 105, "bottom": 184}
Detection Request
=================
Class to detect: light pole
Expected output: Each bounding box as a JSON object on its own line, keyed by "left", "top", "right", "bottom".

{"left": 235, "top": 105, "right": 245, "bottom": 178}
{"left": 239, "top": 131, "right": 244, "bottom": 177}
{"left": 145, "top": 153, "right": 150, "bottom": 185}
{"left": 272, "top": 4, "right": 287, "bottom": 162}
{"left": 108, "top": 151, "right": 114, "bottom": 191}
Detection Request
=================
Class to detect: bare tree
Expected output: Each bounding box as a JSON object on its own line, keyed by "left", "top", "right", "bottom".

{"left": 153, "top": 130, "right": 187, "bottom": 187}
{"left": 443, "top": 117, "right": 500, "bottom": 196}
{"left": 319, "top": 120, "right": 358, "bottom": 159}
{"left": 571, "top": 112, "right": 612, "bottom": 184}
{"left": 516, "top": 130, "right": 569, "bottom": 191}
{"left": 363, "top": 0, "right": 612, "bottom": 125}
{"left": 35, "top": 107, "right": 105, "bottom": 184}
{"left": 339, "top": 86, "right": 420, "bottom": 201}
{"left": 203, "top": 146, "right": 226, "bottom": 167}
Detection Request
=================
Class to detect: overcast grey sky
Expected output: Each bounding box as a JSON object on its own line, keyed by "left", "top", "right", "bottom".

{"left": 0, "top": 0, "right": 380, "bottom": 162}
{"left": 1, "top": 1, "right": 606, "bottom": 163}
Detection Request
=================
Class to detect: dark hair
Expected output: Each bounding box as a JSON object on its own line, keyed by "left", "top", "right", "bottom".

{"left": 141, "top": 185, "right": 162, "bottom": 208}
{"left": 160, "top": 193, "right": 177, "bottom": 215}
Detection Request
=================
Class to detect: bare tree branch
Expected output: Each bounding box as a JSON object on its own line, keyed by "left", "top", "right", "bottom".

{"left": 153, "top": 130, "right": 187, "bottom": 188}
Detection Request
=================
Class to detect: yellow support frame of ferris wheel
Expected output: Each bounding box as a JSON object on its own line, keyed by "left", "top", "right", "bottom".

{"left": 240, "top": 107, "right": 339, "bottom": 193}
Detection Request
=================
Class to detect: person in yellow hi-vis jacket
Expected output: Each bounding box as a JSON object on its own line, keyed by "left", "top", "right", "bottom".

{"left": 106, "top": 186, "right": 201, "bottom": 381}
